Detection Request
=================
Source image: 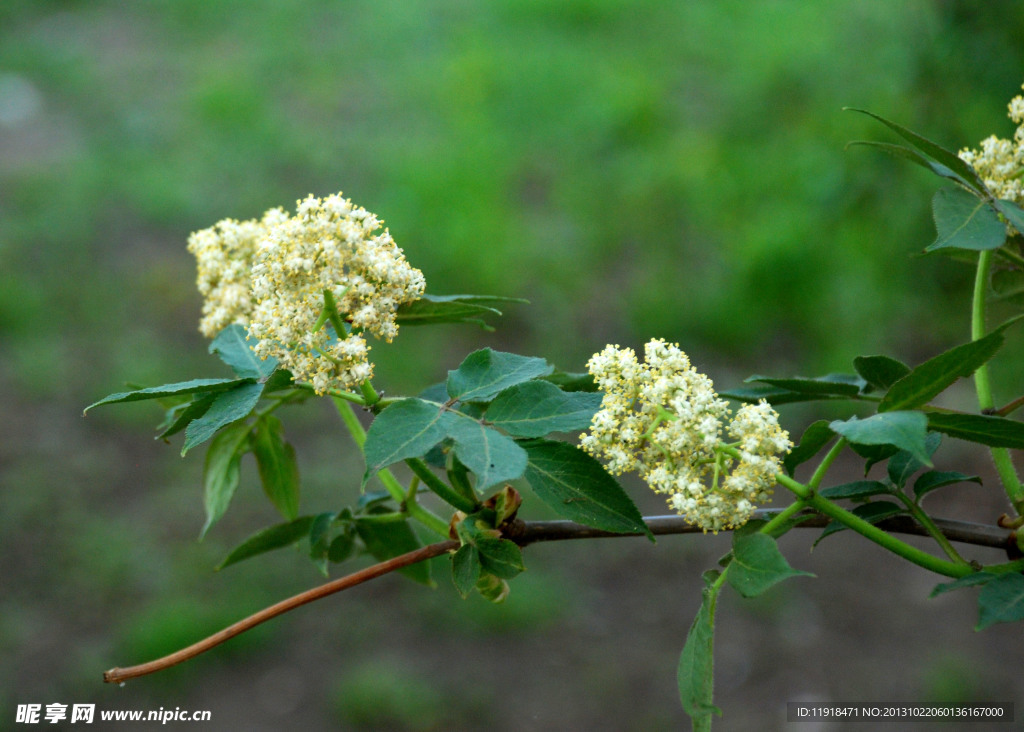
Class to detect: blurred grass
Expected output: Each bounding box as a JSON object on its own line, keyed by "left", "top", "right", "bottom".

{"left": 4, "top": 2, "right": 1024, "bottom": 729}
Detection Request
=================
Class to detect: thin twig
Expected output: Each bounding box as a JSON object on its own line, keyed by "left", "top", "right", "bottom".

{"left": 103, "top": 510, "right": 1015, "bottom": 684}
{"left": 103, "top": 539, "right": 459, "bottom": 685}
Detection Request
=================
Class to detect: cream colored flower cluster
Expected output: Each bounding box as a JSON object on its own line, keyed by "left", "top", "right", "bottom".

{"left": 580, "top": 340, "right": 791, "bottom": 532}
{"left": 958, "top": 84, "right": 1024, "bottom": 206}
{"left": 187, "top": 193, "right": 425, "bottom": 393}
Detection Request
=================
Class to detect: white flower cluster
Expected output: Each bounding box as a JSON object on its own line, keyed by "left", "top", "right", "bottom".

{"left": 580, "top": 339, "right": 791, "bottom": 532}
{"left": 187, "top": 193, "right": 425, "bottom": 393}
{"left": 958, "top": 84, "right": 1024, "bottom": 208}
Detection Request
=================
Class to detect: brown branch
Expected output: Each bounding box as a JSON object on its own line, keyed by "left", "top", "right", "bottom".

{"left": 103, "top": 509, "right": 1015, "bottom": 685}
{"left": 508, "top": 510, "right": 1015, "bottom": 551}
{"left": 103, "top": 539, "right": 459, "bottom": 684}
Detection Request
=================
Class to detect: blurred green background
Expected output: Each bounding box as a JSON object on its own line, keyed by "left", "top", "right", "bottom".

{"left": 4, "top": 2, "right": 1024, "bottom": 729}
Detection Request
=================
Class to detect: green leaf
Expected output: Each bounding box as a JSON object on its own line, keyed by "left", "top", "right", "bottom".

{"left": 216, "top": 516, "right": 316, "bottom": 570}
{"left": 830, "top": 411, "right": 931, "bottom": 466}
{"left": 813, "top": 501, "right": 907, "bottom": 547}
{"left": 849, "top": 442, "right": 900, "bottom": 475}
{"left": 445, "top": 411, "right": 528, "bottom": 490}
{"left": 726, "top": 532, "right": 813, "bottom": 598}
{"left": 879, "top": 329, "right": 1007, "bottom": 412}
{"left": 308, "top": 511, "right": 335, "bottom": 562}
{"left": 818, "top": 480, "right": 891, "bottom": 501}
{"left": 395, "top": 293, "right": 527, "bottom": 330}
{"left": 678, "top": 570, "right": 722, "bottom": 724}
{"left": 523, "top": 440, "right": 651, "bottom": 538}
{"left": 328, "top": 531, "right": 355, "bottom": 563}
{"left": 157, "top": 392, "right": 217, "bottom": 440}
{"left": 992, "top": 269, "right": 1024, "bottom": 299}
{"left": 977, "top": 573, "right": 1024, "bottom": 630}
{"left": 930, "top": 572, "right": 996, "bottom": 597}
{"left": 181, "top": 381, "right": 264, "bottom": 455}
{"left": 200, "top": 420, "right": 252, "bottom": 538}
{"left": 540, "top": 369, "right": 597, "bottom": 392}
{"left": 362, "top": 399, "right": 450, "bottom": 484}
{"left": 355, "top": 517, "right": 432, "bottom": 585}
{"left": 745, "top": 374, "right": 862, "bottom": 398}
{"left": 846, "top": 108, "right": 986, "bottom": 193}
{"left": 485, "top": 380, "right": 602, "bottom": 437}
{"left": 853, "top": 355, "right": 910, "bottom": 392}
{"left": 913, "top": 470, "right": 982, "bottom": 502}
{"left": 928, "top": 188, "right": 1006, "bottom": 252}
{"left": 886, "top": 432, "right": 942, "bottom": 488}
{"left": 927, "top": 412, "right": 1024, "bottom": 450}
{"left": 451, "top": 545, "right": 481, "bottom": 598}
{"left": 720, "top": 385, "right": 813, "bottom": 404}
{"left": 251, "top": 414, "right": 301, "bottom": 520}
{"left": 209, "top": 324, "right": 278, "bottom": 380}
{"left": 784, "top": 420, "right": 835, "bottom": 476}
{"left": 993, "top": 199, "right": 1024, "bottom": 234}
{"left": 846, "top": 140, "right": 969, "bottom": 186}
{"left": 474, "top": 537, "right": 525, "bottom": 580}
{"left": 446, "top": 348, "right": 553, "bottom": 403}
{"left": 84, "top": 377, "right": 251, "bottom": 413}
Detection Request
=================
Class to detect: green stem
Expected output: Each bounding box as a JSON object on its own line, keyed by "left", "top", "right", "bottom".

{"left": 757, "top": 499, "right": 808, "bottom": 538}
{"left": 359, "top": 380, "right": 381, "bottom": 407}
{"left": 295, "top": 382, "right": 366, "bottom": 404}
{"left": 893, "top": 491, "right": 966, "bottom": 564}
{"left": 807, "top": 438, "right": 846, "bottom": 491}
{"left": 776, "top": 472, "right": 970, "bottom": 578}
{"left": 972, "top": 250, "right": 1024, "bottom": 514}
{"left": 406, "top": 458, "right": 480, "bottom": 514}
{"left": 320, "top": 288, "right": 350, "bottom": 339}
{"left": 331, "top": 397, "right": 449, "bottom": 537}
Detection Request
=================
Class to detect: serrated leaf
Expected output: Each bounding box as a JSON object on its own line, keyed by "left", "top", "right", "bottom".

{"left": 446, "top": 349, "right": 553, "bottom": 403}
{"left": 209, "top": 324, "right": 278, "bottom": 379}
{"left": 486, "top": 380, "right": 602, "bottom": 437}
{"left": 846, "top": 140, "right": 967, "bottom": 185}
{"left": 745, "top": 374, "right": 862, "bottom": 397}
{"left": 182, "top": 381, "right": 264, "bottom": 455}
{"left": 879, "top": 328, "right": 1007, "bottom": 412}
{"left": 308, "top": 511, "right": 335, "bottom": 561}
{"left": 927, "top": 412, "right": 1024, "bottom": 449}
{"left": 813, "top": 501, "right": 907, "bottom": 547}
{"left": 853, "top": 355, "right": 911, "bottom": 392}
{"left": 251, "top": 414, "right": 301, "bottom": 520}
{"left": 157, "top": 393, "right": 218, "bottom": 440}
{"left": 540, "top": 369, "right": 597, "bottom": 392}
{"left": 452, "top": 545, "right": 481, "bottom": 598}
{"left": 362, "top": 398, "right": 450, "bottom": 484}
{"left": 84, "top": 377, "right": 250, "bottom": 413}
{"left": 678, "top": 570, "right": 723, "bottom": 724}
{"left": 818, "top": 480, "right": 891, "bottom": 501}
{"left": 522, "top": 440, "right": 650, "bottom": 537}
{"left": 474, "top": 537, "right": 525, "bottom": 579}
{"left": 928, "top": 188, "right": 1006, "bottom": 252}
{"left": 992, "top": 269, "right": 1024, "bottom": 299}
{"left": 846, "top": 108, "right": 986, "bottom": 192}
{"left": 913, "top": 470, "right": 982, "bottom": 501}
{"left": 395, "top": 293, "right": 527, "bottom": 329}
{"left": 887, "top": 432, "right": 942, "bottom": 488}
{"left": 355, "top": 517, "right": 431, "bottom": 585}
{"left": 216, "top": 516, "right": 316, "bottom": 570}
{"left": 446, "top": 411, "right": 528, "bottom": 490}
{"left": 830, "top": 411, "right": 931, "bottom": 466}
{"left": 930, "top": 572, "right": 996, "bottom": 597}
{"left": 848, "top": 441, "right": 900, "bottom": 474}
{"left": 784, "top": 420, "right": 835, "bottom": 476}
{"left": 977, "top": 573, "right": 1024, "bottom": 630}
{"left": 727, "top": 532, "right": 813, "bottom": 598}
{"left": 994, "top": 199, "right": 1024, "bottom": 234}
{"left": 200, "top": 420, "right": 253, "bottom": 538}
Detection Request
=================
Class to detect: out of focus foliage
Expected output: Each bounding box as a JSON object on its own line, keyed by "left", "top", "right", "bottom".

{"left": 3, "top": 1, "right": 1024, "bottom": 400}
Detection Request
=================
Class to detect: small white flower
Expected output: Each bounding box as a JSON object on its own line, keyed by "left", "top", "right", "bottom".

{"left": 580, "top": 340, "right": 791, "bottom": 532}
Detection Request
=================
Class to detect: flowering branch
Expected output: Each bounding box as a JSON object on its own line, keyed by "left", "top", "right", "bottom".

{"left": 102, "top": 509, "right": 1020, "bottom": 685}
